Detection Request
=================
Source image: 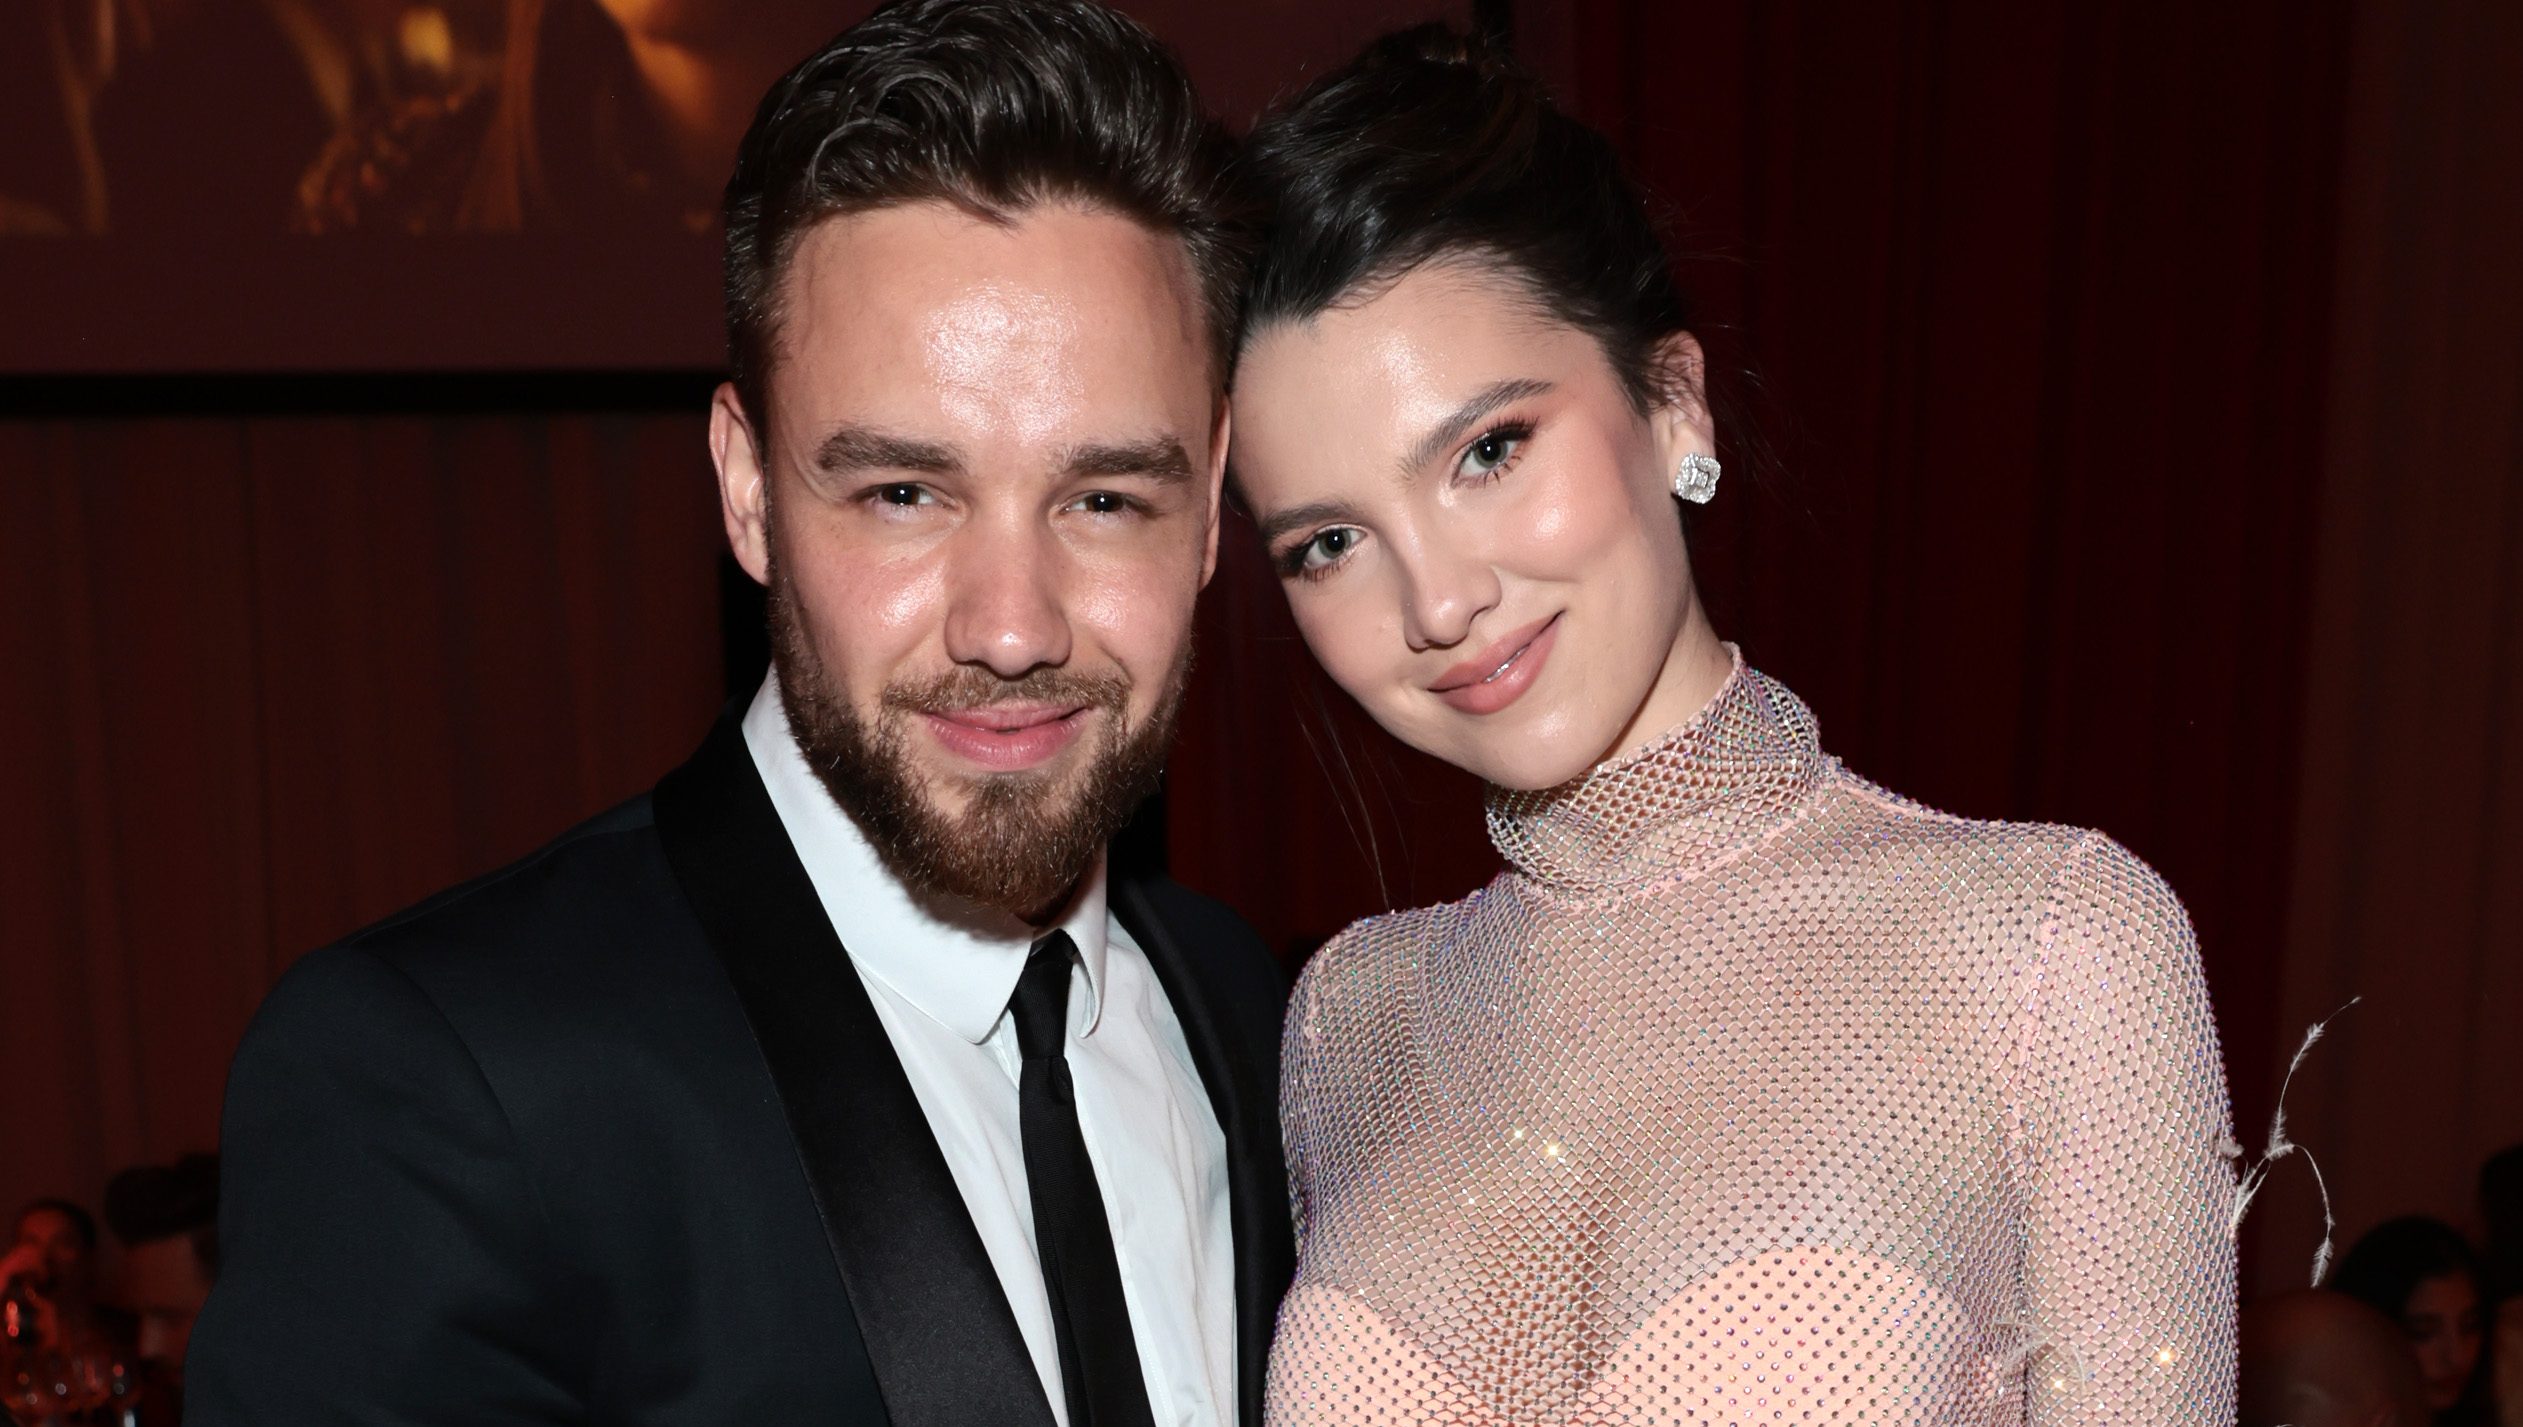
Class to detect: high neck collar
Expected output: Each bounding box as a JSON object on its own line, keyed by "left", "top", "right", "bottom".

{"left": 1485, "top": 647, "right": 1830, "bottom": 893}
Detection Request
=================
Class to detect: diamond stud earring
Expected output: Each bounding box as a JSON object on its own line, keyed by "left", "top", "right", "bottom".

{"left": 1673, "top": 452, "right": 1721, "bottom": 504}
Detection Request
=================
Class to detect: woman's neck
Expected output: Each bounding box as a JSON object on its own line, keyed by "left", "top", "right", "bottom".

{"left": 1599, "top": 594, "right": 1734, "bottom": 767}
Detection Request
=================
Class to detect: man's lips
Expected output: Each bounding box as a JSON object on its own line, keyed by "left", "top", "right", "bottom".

{"left": 918, "top": 703, "right": 1091, "bottom": 771}
{"left": 1428, "top": 613, "right": 1561, "bottom": 716}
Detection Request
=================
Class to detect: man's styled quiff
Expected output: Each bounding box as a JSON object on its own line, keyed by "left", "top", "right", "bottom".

{"left": 721, "top": 0, "right": 1248, "bottom": 429}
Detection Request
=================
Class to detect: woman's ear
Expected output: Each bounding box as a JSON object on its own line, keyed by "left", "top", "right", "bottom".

{"left": 1649, "top": 330, "right": 1716, "bottom": 471}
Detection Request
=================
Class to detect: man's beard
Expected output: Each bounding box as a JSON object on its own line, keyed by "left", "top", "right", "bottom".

{"left": 766, "top": 569, "right": 1186, "bottom": 919}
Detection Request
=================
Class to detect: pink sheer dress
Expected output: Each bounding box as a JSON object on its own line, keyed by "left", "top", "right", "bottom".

{"left": 1267, "top": 654, "right": 2238, "bottom": 1424}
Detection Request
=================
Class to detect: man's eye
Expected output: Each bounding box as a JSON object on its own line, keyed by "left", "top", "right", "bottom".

{"left": 1071, "top": 491, "right": 1135, "bottom": 515}
{"left": 874, "top": 483, "right": 933, "bottom": 506}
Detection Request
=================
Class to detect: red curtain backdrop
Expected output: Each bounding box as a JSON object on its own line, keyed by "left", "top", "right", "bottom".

{"left": 2259, "top": 0, "right": 2523, "bottom": 1291}
{"left": 0, "top": 408, "right": 724, "bottom": 1220}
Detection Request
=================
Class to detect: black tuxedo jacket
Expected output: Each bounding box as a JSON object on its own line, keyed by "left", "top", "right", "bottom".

{"left": 188, "top": 715, "right": 1293, "bottom": 1426}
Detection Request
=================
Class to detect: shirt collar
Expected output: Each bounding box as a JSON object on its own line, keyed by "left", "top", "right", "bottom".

{"left": 741, "top": 675, "right": 1111, "bottom": 1045}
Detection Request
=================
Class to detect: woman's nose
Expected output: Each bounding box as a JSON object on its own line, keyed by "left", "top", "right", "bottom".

{"left": 1397, "top": 541, "right": 1501, "bottom": 653}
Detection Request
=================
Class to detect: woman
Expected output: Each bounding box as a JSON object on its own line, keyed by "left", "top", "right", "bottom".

{"left": 2333, "top": 1216, "right": 2496, "bottom": 1424}
{"left": 1228, "top": 27, "right": 2240, "bottom": 1425}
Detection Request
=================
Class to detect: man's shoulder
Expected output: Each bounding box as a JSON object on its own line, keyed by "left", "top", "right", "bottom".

{"left": 285, "top": 793, "right": 707, "bottom": 1032}
{"left": 338, "top": 794, "right": 671, "bottom": 958}
{"left": 243, "top": 789, "right": 730, "bottom": 1088}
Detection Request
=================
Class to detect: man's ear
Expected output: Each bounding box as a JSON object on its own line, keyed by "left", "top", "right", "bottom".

{"left": 710, "top": 383, "right": 772, "bottom": 585}
{"left": 1199, "top": 395, "right": 1230, "bottom": 590}
{"left": 1649, "top": 330, "right": 1716, "bottom": 472}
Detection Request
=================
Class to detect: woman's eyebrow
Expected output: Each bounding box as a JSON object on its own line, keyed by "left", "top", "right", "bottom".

{"left": 1255, "top": 498, "right": 1362, "bottom": 547}
{"left": 1398, "top": 377, "right": 1554, "bottom": 478}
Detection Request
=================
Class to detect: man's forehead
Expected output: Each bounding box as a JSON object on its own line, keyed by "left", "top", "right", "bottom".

{"left": 782, "top": 199, "right": 1202, "bottom": 343}
{"left": 770, "top": 200, "right": 1216, "bottom": 450}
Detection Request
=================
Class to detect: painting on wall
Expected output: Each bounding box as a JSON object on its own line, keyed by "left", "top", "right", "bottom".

{"left": 0, "top": 0, "right": 1464, "bottom": 372}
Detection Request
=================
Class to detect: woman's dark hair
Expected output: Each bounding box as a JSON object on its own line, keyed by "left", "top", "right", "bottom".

{"left": 104, "top": 1153, "right": 221, "bottom": 1277}
{"left": 2330, "top": 1214, "right": 2493, "bottom": 1423}
{"left": 2332, "top": 1215, "right": 2490, "bottom": 1317}
{"left": 721, "top": 0, "right": 1248, "bottom": 429}
{"left": 1237, "top": 24, "right": 1695, "bottom": 417}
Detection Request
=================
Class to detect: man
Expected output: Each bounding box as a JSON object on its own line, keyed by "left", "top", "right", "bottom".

{"left": 187, "top": 3, "right": 1289, "bottom": 1422}
{"left": 104, "top": 1154, "right": 220, "bottom": 1397}
{"left": 2, "top": 1199, "right": 133, "bottom": 1357}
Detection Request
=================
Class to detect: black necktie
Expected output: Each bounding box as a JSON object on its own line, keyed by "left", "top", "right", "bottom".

{"left": 1009, "top": 931, "right": 1156, "bottom": 1427}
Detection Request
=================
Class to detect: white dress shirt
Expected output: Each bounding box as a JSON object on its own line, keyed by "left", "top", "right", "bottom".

{"left": 742, "top": 679, "right": 1235, "bottom": 1427}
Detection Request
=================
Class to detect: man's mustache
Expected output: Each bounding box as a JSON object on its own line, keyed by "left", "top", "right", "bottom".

{"left": 880, "top": 666, "right": 1132, "bottom": 717}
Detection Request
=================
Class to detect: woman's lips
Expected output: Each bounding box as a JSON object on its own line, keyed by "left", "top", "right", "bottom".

{"left": 919, "top": 703, "right": 1089, "bottom": 771}
{"left": 1429, "top": 614, "right": 1560, "bottom": 716}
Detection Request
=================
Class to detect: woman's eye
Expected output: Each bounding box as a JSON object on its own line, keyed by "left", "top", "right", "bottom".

{"left": 1459, "top": 428, "right": 1525, "bottom": 481}
{"left": 1297, "top": 526, "right": 1363, "bottom": 573}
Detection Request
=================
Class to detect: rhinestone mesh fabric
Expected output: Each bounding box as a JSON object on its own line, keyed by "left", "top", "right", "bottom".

{"left": 1268, "top": 655, "right": 2239, "bottom": 1424}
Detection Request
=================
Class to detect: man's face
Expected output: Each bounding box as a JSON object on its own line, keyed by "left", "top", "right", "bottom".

{"left": 116, "top": 1236, "right": 211, "bottom": 1372}
{"left": 11, "top": 1210, "right": 89, "bottom": 1295}
{"left": 711, "top": 200, "right": 1224, "bottom": 918}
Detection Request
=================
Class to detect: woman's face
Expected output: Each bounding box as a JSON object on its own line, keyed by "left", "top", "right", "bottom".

{"left": 1232, "top": 262, "right": 1713, "bottom": 790}
{"left": 2400, "top": 1271, "right": 2485, "bottom": 1411}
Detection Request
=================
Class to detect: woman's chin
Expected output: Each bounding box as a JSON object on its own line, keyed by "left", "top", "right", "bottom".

{"left": 1364, "top": 702, "right": 1612, "bottom": 791}
{"left": 1424, "top": 734, "right": 1600, "bottom": 793}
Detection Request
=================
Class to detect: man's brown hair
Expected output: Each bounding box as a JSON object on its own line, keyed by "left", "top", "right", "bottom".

{"left": 720, "top": 0, "right": 1248, "bottom": 429}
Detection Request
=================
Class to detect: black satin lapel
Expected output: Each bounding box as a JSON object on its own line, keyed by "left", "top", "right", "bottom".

{"left": 1110, "top": 877, "right": 1282, "bottom": 1427}
{"left": 655, "top": 716, "right": 1056, "bottom": 1427}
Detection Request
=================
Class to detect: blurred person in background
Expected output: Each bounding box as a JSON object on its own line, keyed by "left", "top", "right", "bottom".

{"left": 1, "top": 1199, "right": 135, "bottom": 1359}
{"left": 2335, "top": 1215, "right": 2497, "bottom": 1425}
{"left": 103, "top": 1154, "right": 219, "bottom": 1411}
{"left": 2483, "top": 1145, "right": 2523, "bottom": 1427}
{"left": 2241, "top": 1289, "right": 2431, "bottom": 1427}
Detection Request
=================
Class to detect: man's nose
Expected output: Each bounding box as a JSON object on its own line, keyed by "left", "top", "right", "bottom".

{"left": 941, "top": 518, "right": 1074, "bottom": 678}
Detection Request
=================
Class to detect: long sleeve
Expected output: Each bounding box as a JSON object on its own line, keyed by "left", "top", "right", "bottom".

{"left": 188, "top": 946, "right": 586, "bottom": 1425}
{"left": 1279, "top": 941, "right": 1330, "bottom": 1259}
{"left": 2013, "top": 834, "right": 2238, "bottom": 1423}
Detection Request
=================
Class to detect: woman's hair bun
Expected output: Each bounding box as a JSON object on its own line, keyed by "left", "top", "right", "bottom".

{"left": 1239, "top": 23, "right": 1694, "bottom": 417}
{"left": 1360, "top": 21, "right": 1518, "bottom": 80}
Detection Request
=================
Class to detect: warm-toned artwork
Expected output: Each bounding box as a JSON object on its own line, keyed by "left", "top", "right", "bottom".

{"left": 2, "top": 0, "right": 846, "bottom": 237}
{"left": 0, "top": 0, "right": 1462, "bottom": 368}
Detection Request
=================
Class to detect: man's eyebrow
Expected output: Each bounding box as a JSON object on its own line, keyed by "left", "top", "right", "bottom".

{"left": 1254, "top": 498, "right": 1362, "bottom": 548}
{"left": 1063, "top": 436, "right": 1196, "bottom": 482}
{"left": 1399, "top": 377, "right": 1556, "bottom": 479}
{"left": 812, "top": 423, "right": 960, "bottom": 475}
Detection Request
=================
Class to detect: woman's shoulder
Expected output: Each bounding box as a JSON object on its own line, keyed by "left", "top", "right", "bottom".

{"left": 1825, "top": 771, "right": 2185, "bottom": 916}
{"left": 1295, "top": 899, "right": 1453, "bottom": 991}
{"left": 1286, "top": 885, "right": 1490, "bottom": 1025}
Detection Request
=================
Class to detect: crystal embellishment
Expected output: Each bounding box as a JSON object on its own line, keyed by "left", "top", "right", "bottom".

{"left": 1672, "top": 451, "right": 1721, "bottom": 504}
{"left": 1266, "top": 650, "right": 2241, "bottom": 1425}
